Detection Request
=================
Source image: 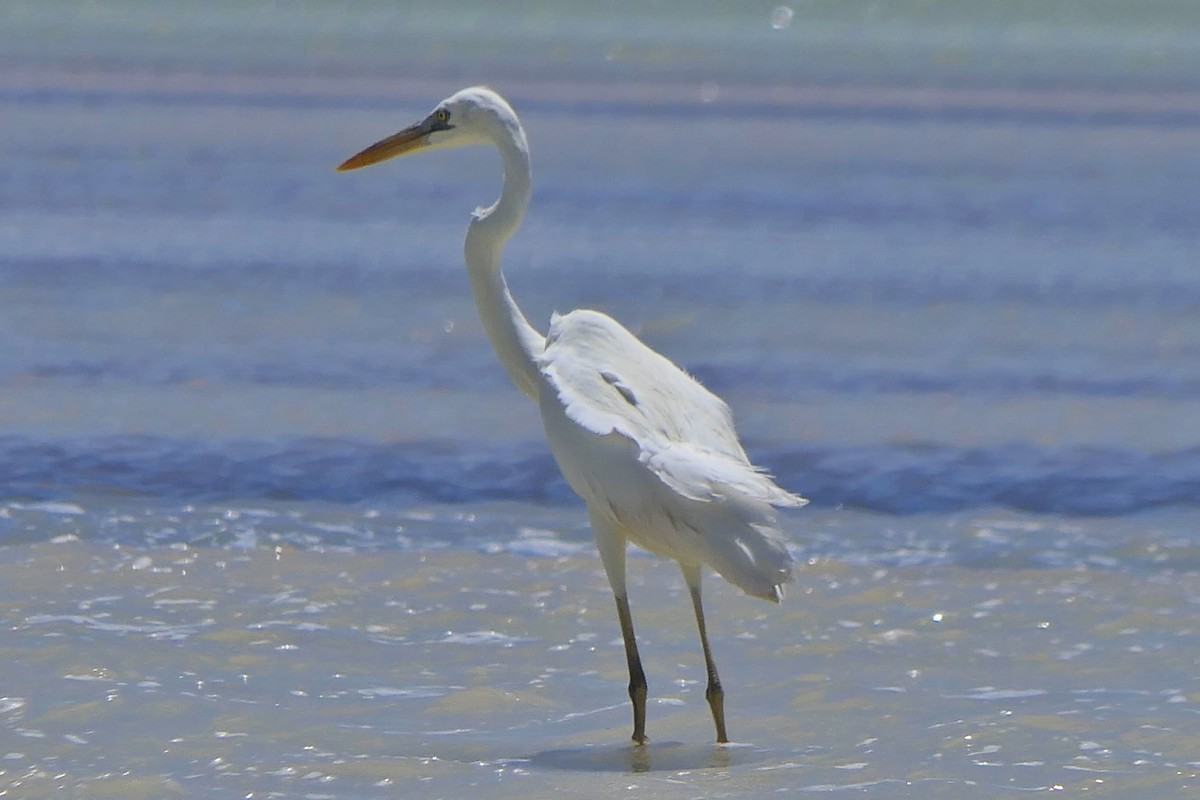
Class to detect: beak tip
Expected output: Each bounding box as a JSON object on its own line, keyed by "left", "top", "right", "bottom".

{"left": 335, "top": 155, "right": 367, "bottom": 172}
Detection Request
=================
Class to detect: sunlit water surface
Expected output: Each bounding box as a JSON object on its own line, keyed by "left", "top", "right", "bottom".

{"left": 3, "top": 528, "right": 1200, "bottom": 798}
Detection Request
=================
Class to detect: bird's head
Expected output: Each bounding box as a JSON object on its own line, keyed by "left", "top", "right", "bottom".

{"left": 337, "top": 86, "right": 523, "bottom": 172}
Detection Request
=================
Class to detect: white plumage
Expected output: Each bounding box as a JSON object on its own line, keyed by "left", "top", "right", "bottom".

{"left": 338, "top": 86, "right": 806, "bottom": 744}
{"left": 539, "top": 309, "right": 804, "bottom": 601}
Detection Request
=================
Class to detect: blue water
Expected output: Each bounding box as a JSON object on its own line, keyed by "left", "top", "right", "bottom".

{"left": 4, "top": 62, "right": 1198, "bottom": 549}
{"left": 2, "top": 436, "right": 1198, "bottom": 516}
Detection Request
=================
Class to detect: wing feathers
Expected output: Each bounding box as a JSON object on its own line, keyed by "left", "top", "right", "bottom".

{"left": 539, "top": 309, "right": 806, "bottom": 512}
{"left": 537, "top": 308, "right": 806, "bottom": 601}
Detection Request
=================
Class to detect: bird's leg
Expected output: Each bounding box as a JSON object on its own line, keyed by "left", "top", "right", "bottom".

{"left": 683, "top": 564, "right": 728, "bottom": 743}
{"left": 591, "top": 514, "right": 649, "bottom": 744}
{"left": 614, "top": 592, "right": 649, "bottom": 745}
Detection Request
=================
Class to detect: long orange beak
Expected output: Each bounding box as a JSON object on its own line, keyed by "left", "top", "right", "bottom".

{"left": 336, "top": 121, "right": 430, "bottom": 171}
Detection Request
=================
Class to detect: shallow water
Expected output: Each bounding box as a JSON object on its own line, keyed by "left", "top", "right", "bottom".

{"left": 3, "top": 539, "right": 1199, "bottom": 798}
{"left": 2, "top": 1, "right": 1200, "bottom": 797}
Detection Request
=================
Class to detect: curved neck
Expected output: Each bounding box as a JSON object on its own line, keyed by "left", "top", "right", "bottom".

{"left": 463, "top": 125, "right": 545, "bottom": 400}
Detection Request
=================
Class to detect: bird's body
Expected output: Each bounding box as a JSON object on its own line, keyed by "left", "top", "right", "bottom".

{"left": 539, "top": 309, "right": 801, "bottom": 600}
{"left": 338, "top": 86, "right": 805, "bottom": 744}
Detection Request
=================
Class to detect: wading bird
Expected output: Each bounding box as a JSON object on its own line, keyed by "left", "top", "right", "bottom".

{"left": 338, "top": 87, "right": 805, "bottom": 744}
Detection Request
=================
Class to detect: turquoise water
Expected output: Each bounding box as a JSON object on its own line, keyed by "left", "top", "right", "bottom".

{"left": 2, "top": 2, "right": 1199, "bottom": 797}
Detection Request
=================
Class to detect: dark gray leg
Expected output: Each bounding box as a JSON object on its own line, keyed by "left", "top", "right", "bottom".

{"left": 591, "top": 512, "right": 650, "bottom": 745}
{"left": 614, "top": 593, "right": 648, "bottom": 744}
{"left": 683, "top": 564, "right": 728, "bottom": 743}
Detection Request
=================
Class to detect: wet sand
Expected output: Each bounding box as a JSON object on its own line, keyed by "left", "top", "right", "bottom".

{"left": 3, "top": 537, "right": 1197, "bottom": 798}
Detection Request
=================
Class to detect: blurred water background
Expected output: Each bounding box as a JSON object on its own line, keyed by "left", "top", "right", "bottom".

{"left": 1, "top": 1, "right": 1199, "bottom": 797}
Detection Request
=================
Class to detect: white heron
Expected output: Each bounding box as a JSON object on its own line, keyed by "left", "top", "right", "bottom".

{"left": 337, "top": 87, "right": 806, "bottom": 744}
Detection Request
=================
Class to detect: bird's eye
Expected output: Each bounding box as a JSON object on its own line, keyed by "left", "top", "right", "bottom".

{"left": 435, "top": 109, "right": 449, "bottom": 123}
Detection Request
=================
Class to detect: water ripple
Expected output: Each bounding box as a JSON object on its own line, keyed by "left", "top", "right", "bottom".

{"left": 0, "top": 435, "right": 1196, "bottom": 517}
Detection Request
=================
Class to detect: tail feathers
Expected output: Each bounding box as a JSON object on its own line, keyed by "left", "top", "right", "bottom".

{"left": 689, "top": 500, "right": 794, "bottom": 601}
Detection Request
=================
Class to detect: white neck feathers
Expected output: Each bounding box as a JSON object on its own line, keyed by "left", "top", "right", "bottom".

{"left": 462, "top": 109, "right": 544, "bottom": 399}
